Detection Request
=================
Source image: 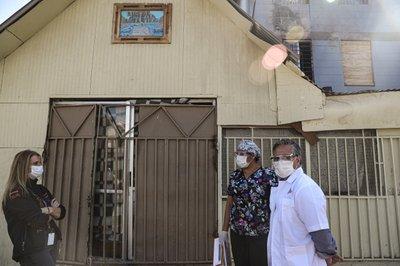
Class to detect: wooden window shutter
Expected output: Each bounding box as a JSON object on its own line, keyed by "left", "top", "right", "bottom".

{"left": 341, "top": 40, "right": 374, "bottom": 86}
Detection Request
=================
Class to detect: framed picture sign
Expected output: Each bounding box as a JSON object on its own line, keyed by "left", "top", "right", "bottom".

{"left": 113, "top": 3, "right": 172, "bottom": 44}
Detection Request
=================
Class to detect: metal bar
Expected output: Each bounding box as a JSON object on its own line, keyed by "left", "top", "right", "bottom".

{"left": 354, "top": 139, "right": 360, "bottom": 196}
{"left": 65, "top": 139, "right": 75, "bottom": 260}
{"left": 89, "top": 107, "right": 101, "bottom": 258}
{"left": 233, "top": 138, "right": 237, "bottom": 170}
{"left": 175, "top": 139, "right": 179, "bottom": 262}
{"left": 113, "top": 140, "right": 118, "bottom": 259}
{"left": 122, "top": 139, "right": 128, "bottom": 260}
{"left": 377, "top": 137, "right": 384, "bottom": 197}
{"left": 362, "top": 132, "right": 371, "bottom": 196}
{"left": 48, "top": 136, "right": 99, "bottom": 140}
{"left": 317, "top": 142, "right": 321, "bottom": 187}
{"left": 185, "top": 139, "right": 189, "bottom": 261}
{"left": 261, "top": 138, "right": 264, "bottom": 166}
{"left": 133, "top": 138, "right": 139, "bottom": 260}
{"left": 305, "top": 141, "right": 311, "bottom": 176}
{"left": 372, "top": 139, "right": 384, "bottom": 258}
{"left": 356, "top": 198, "right": 364, "bottom": 259}
{"left": 344, "top": 139, "right": 353, "bottom": 258}
{"left": 224, "top": 136, "right": 384, "bottom": 140}
{"left": 394, "top": 138, "right": 400, "bottom": 250}
{"left": 100, "top": 137, "right": 215, "bottom": 141}
{"left": 270, "top": 138, "right": 273, "bottom": 155}
{"left": 164, "top": 139, "right": 169, "bottom": 262}
{"left": 335, "top": 139, "right": 343, "bottom": 255}
{"left": 143, "top": 139, "right": 148, "bottom": 259}
{"left": 59, "top": 139, "right": 67, "bottom": 261}
{"left": 89, "top": 106, "right": 102, "bottom": 260}
{"left": 195, "top": 140, "right": 199, "bottom": 260}
{"left": 380, "top": 137, "right": 391, "bottom": 258}
{"left": 153, "top": 139, "right": 158, "bottom": 261}
{"left": 362, "top": 134, "right": 379, "bottom": 258}
{"left": 225, "top": 138, "right": 229, "bottom": 196}
{"left": 206, "top": 138, "right": 210, "bottom": 259}
{"left": 388, "top": 138, "right": 398, "bottom": 258}
{"left": 372, "top": 138, "right": 379, "bottom": 196}
{"left": 73, "top": 139, "right": 85, "bottom": 261}
{"left": 50, "top": 139, "right": 58, "bottom": 202}
{"left": 103, "top": 138, "right": 108, "bottom": 259}
{"left": 362, "top": 137, "right": 375, "bottom": 259}
{"left": 326, "top": 140, "right": 331, "bottom": 196}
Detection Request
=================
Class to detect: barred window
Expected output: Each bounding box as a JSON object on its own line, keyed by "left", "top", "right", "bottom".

{"left": 221, "top": 128, "right": 381, "bottom": 196}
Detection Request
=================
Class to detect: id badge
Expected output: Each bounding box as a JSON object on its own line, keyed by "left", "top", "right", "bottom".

{"left": 47, "top": 232, "right": 55, "bottom": 246}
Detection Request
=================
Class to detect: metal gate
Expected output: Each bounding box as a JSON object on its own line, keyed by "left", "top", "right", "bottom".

{"left": 45, "top": 102, "right": 217, "bottom": 265}
{"left": 44, "top": 104, "right": 97, "bottom": 265}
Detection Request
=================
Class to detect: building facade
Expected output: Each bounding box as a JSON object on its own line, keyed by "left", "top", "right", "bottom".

{"left": 0, "top": 0, "right": 399, "bottom": 265}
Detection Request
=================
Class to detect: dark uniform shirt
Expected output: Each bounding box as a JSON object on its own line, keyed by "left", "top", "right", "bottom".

{"left": 2, "top": 179, "right": 66, "bottom": 262}
{"left": 227, "top": 167, "right": 277, "bottom": 236}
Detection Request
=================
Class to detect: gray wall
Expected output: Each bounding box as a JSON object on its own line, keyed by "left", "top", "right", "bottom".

{"left": 236, "top": 0, "right": 400, "bottom": 92}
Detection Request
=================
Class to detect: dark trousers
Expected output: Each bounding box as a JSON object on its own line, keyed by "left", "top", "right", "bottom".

{"left": 19, "top": 248, "right": 55, "bottom": 266}
{"left": 230, "top": 230, "right": 268, "bottom": 266}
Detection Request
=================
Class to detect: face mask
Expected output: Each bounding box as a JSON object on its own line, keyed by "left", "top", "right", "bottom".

{"left": 273, "top": 160, "right": 294, "bottom": 179}
{"left": 236, "top": 155, "right": 250, "bottom": 169}
{"left": 30, "top": 165, "right": 44, "bottom": 180}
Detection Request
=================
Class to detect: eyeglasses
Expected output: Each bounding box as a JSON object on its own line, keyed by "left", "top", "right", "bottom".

{"left": 270, "top": 154, "right": 296, "bottom": 162}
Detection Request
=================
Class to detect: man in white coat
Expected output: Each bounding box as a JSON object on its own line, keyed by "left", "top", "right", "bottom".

{"left": 267, "top": 139, "right": 343, "bottom": 266}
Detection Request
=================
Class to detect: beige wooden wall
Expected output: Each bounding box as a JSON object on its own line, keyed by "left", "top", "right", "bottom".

{"left": 0, "top": 0, "right": 282, "bottom": 264}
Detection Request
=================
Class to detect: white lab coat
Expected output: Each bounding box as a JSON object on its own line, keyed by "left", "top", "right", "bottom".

{"left": 267, "top": 167, "right": 329, "bottom": 266}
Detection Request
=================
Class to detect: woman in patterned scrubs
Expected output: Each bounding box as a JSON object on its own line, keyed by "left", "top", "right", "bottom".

{"left": 219, "top": 140, "right": 277, "bottom": 266}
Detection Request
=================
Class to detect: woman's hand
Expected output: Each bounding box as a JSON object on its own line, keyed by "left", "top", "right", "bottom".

{"left": 51, "top": 198, "right": 60, "bottom": 208}
{"left": 50, "top": 207, "right": 61, "bottom": 219}
{"left": 41, "top": 206, "right": 55, "bottom": 214}
{"left": 326, "top": 254, "right": 344, "bottom": 265}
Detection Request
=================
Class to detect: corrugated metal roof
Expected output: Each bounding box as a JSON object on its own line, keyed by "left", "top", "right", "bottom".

{"left": 322, "top": 88, "right": 400, "bottom": 96}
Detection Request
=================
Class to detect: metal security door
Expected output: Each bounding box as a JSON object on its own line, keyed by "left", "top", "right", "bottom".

{"left": 134, "top": 105, "right": 217, "bottom": 265}
{"left": 44, "top": 104, "right": 97, "bottom": 265}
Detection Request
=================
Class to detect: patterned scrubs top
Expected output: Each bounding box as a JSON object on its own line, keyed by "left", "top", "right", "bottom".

{"left": 227, "top": 167, "right": 277, "bottom": 237}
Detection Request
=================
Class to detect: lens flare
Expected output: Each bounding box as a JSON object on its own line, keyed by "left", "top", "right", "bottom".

{"left": 262, "top": 44, "right": 288, "bottom": 70}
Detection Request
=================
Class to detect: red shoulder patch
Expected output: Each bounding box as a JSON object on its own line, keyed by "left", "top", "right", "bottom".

{"left": 9, "top": 187, "right": 23, "bottom": 200}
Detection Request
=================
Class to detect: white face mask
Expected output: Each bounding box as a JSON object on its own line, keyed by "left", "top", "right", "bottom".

{"left": 236, "top": 155, "right": 250, "bottom": 169}
{"left": 30, "top": 165, "right": 44, "bottom": 180}
{"left": 273, "top": 160, "right": 294, "bottom": 179}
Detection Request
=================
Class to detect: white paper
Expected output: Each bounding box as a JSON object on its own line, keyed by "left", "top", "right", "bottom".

{"left": 47, "top": 232, "right": 55, "bottom": 246}
{"left": 213, "top": 238, "right": 221, "bottom": 266}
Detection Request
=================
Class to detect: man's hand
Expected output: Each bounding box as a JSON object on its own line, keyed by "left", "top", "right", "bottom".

{"left": 219, "top": 231, "right": 229, "bottom": 243}
{"left": 326, "top": 254, "right": 344, "bottom": 265}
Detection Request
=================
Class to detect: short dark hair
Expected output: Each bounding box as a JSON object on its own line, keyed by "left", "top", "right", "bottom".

{"left": 272, "top": 139, "right": 302, "bottom": 157}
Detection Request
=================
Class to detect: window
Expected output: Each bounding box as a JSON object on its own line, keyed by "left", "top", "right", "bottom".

{"left": 341, "top": 40, "right": 374, "bottom": 86}
{"left": 338, "top": 0, "right": 369, "bottom": 5}
{"left": 285, "top": 40, "right": 314, "bottom": 81}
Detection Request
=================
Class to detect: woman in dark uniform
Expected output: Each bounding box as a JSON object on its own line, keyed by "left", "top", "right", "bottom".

{"left": 2, "top": 150, "right": 66, "bottom": 266}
